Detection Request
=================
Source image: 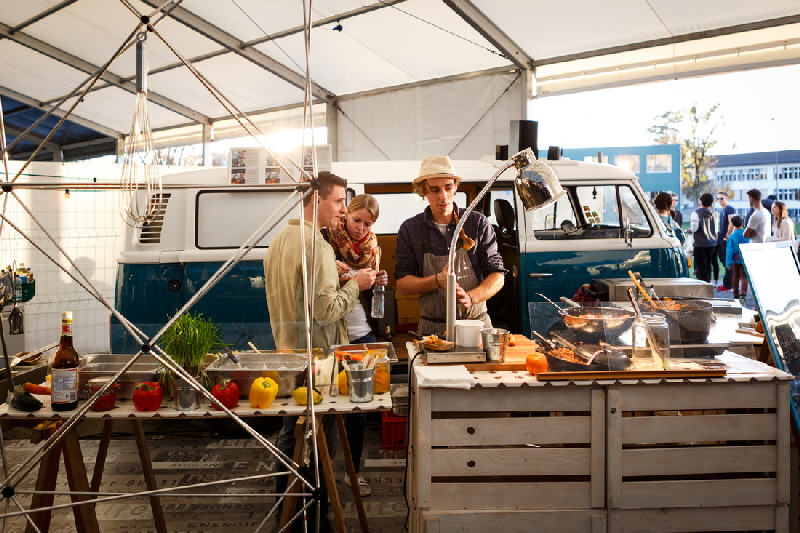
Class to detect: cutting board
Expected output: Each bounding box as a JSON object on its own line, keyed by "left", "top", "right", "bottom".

{"left": 460, "top": 336, "right": 538, "bottom": 371}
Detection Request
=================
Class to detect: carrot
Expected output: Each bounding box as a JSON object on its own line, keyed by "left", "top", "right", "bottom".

{"left": 333, "top": 350, "right": 364, "bottom": 361}
{"left": 23, "top": 382, "right": 51, "bottom": 395}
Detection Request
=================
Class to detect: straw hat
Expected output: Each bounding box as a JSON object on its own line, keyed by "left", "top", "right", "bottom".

{"left": 413, "top": 155, "right": 460, "bottom": 185}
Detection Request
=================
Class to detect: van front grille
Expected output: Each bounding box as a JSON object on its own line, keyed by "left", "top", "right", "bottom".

{"left": 139, "top": 193, "right": 171, "bottom": 244}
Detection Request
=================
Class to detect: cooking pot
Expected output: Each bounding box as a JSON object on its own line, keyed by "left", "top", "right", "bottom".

{"left": 640, "top": 299, "right": 713, "bottom": 343}
{"left": 544, "top": 345, "right": 631, "bottom": 372}
{"left": 558, "top": 306, "right": 635, "bottom": 341}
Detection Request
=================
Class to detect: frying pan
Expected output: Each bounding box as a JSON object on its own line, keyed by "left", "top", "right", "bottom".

{"left": 558, "top": 306, "right": 636, "bottom": 341}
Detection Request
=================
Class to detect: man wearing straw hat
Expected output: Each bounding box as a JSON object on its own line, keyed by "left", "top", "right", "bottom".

{"left": 395, "top": 155, "right": 505, "bottom": 337}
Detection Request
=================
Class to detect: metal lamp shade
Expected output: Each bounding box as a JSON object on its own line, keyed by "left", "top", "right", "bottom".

{"left": 515, "top": 159, "right": 564, "bottom": 211}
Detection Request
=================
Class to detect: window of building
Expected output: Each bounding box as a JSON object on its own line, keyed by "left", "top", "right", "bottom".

{"left": 646, "top": 154, "right": 671, "bottom": 173}
{"left": 615, "top": 155, "right": 640, "bottom": 173}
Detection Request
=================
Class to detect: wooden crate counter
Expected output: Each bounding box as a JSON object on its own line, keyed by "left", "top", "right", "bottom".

{"left": 407, "top": 352, "right": 792, "bottom": 533}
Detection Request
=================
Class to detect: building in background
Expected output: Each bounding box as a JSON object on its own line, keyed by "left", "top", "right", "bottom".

{"left": 563, "top": 144, "right": 682, "bottom": 203}
{"left": 712, "top": 150, "right": 800, "bottom": 221}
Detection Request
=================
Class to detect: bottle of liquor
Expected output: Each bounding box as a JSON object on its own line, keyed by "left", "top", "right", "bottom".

{"left": 51, "top": 311, "right": 80, "bottom": 411}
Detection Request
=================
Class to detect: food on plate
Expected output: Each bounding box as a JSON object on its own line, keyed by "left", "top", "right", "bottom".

{"left": 292, "top": 386, "right": 322, "bottom": 405}
{"left": 210, "top": 380, "right": 240, "bottom": 410}
{"left": 525, "top": 353, "right": 549, "bottom": 375}
{"left": 132, "top": 382, "right": 163, "bottom": 411}
{"left": 249, "top": 377, "right": 279, "bottom": 408}
{"left": 422, "top": 335, "right": 454, "bottom": 351}
{"left": 23, "top": 382, "right": 51, "bottom": 395}
{"left": 548, "top": 347, "right": 584, "bottom": 364}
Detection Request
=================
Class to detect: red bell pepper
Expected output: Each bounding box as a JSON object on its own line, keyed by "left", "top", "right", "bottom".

{"left": 210, "top": 380, "right": 239, "bottom": 410}
{"left": 132, "top": 382, "right": 163, "bottom": 411}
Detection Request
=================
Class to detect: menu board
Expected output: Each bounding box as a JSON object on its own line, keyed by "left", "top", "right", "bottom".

{"left": 228, "top": 145, "right": 332, "bottom": 185}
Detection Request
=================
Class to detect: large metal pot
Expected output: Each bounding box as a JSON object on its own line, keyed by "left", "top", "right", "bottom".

{"left": 641, "top": 299, "right": 713, "bottom": 343}
{"left": 558, "top": 306, "right": 636, "bottom": 341}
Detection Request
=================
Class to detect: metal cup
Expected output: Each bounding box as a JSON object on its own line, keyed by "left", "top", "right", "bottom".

{"left": 346, "top": 365, "right": 375, "bottom": 403}
{"left": 480, "top": 328, "right": 508, "bottom": 363}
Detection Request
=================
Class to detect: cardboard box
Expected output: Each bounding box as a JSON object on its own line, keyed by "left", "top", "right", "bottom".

{"left": 396, "top": 296, "right": 420, "bottom": 325}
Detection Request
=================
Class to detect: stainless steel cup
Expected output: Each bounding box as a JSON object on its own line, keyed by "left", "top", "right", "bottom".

{"left": 480, "top": 328, "right": 508, "bottom": 363}
{"left": 346, "top": 365, "right": 375, "bottom": 403}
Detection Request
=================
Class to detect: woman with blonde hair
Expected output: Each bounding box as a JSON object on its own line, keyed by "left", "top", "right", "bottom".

{"left": 769, "top": 201, "right": 796, "bottom": 242}
{"left": 323, "top": 193, "right": 388, "bottom": 498}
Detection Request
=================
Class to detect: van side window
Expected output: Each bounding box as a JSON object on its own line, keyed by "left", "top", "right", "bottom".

{"left": 529, "top": 185, "right": 652, "bottom": 240}
{"left": 369, "top": 191, "right": 468, "bottom": 235}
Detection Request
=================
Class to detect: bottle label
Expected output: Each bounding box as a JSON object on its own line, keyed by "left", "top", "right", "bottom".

{"left": 51, "top": 368, "right": 79, "bottom": 403}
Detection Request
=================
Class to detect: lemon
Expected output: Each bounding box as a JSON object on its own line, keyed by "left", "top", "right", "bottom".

{"left": 337, "top": 370, "right": 348, "bottom": 395}
{"left": 292, "top": 386, "right": 322, "bottom": 405}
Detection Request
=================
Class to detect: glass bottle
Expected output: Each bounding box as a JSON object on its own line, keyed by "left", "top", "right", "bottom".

{"left": 51, "top": 311, "right": 80, "bottom": 411}
{"left": 13, "top": 274, "right": 22, "bottom": 302}
{"left": 631, "top": 313, "right": 670, "bottom": 369}
{"left": 371, "top": 284, "right": 384, "bottom": 319}
{"left": 16, "top": 263, "right": 26, "bottom": 283}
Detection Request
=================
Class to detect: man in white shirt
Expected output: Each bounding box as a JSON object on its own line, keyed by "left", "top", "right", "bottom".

{"left": 743, "top": 188, "right": 771, "bottom": 244}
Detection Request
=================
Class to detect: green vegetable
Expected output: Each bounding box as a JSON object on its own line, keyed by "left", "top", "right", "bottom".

{"left": 11, "top": 391, "right": 43, "bottom": 412}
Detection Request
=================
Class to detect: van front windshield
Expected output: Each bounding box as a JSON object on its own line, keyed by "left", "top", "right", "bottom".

{"left": 528, "top": 184, "right": 652, "bottom": 240}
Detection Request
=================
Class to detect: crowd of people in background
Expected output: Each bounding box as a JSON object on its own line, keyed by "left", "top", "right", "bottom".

{"left": 659, "top": 188, "right": 797, "bottom": 303}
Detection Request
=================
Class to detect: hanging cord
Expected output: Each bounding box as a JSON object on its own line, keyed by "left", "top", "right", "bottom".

{"left": 148, "top": 25, "right": 310, "bottom": 182}
{"left": 448, "top": 71, "right": 522, "bottom": 156}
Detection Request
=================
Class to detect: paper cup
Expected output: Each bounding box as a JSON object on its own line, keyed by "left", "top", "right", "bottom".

{"left": 455, "top": 319, "right": 484, "bottom": 347}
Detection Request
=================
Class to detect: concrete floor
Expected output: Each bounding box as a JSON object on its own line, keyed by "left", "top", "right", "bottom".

{"left": 1, "top": 414, "right": 409, "bottom": 532}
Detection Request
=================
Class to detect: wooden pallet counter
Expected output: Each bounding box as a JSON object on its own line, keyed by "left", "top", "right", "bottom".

{"left": 408, "top": 354, "right": 792, "bottom": 533}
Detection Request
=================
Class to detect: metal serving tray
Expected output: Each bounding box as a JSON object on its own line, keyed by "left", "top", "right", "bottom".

{"left": 205, "top": 351, "right": 308, "bottom": 398}
{"left": 79, "top": 353, "right": 161, "bottom": 400}
{"left": 329, "top": 342, "right": 398, "bottom": 363}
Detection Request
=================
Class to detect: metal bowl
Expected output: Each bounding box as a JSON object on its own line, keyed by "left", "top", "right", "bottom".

{"left": 558, "top": 306, "right": 635, "bottom": 341}
{"left": 641, "top": 299, "right": 713, "bottom": 343}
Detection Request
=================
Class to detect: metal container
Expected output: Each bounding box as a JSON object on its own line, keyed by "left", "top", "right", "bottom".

{"left": 346, "top": 364, "right": 375, "bottom": 403}
{"left": 205, "top": 351, "right": 307, "bottom": 398}
{"left": 559, "top": 306, "right": 635, "bottom": 341}
{"left": 391, "top": 383, "right": 409, "bottom": 417}
{"left": 480, "top": 328, "right": 508, "bottom": 363}
{"left": 641, "top": 299, "right": 713, "bottom": 343}
{"left": 78, "top": 353, "right": 161, "bottom": 400}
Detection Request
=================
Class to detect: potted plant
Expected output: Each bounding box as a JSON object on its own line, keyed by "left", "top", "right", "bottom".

{"left": 159, "top": 311, "right": 223, "bottom": 410}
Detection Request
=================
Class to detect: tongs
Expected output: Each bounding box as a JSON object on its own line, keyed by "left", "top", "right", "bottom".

{"left": 530, "top": 330, "right": 556, "bottom": 351}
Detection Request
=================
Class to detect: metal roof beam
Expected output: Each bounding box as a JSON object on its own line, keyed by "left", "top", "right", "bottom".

{"left": 9, "top": 0, "right": 80, "bottom": 33}
{"left": 0, "top": 86, "right": 123, "bottom": 139}
{"left": 443, "top": 0, "right": 532, "bottom": 70}
{"left": 0, "top": 22, "right": 210, "bottom": 124}
{"left": 534, "top": 14, "right": 800, "bottom": 67}
{"left": 3, "top": 124, "right": 61, "bottom": 151}
{"left": 140, "top": 0, "right": 334, "bottom": 102}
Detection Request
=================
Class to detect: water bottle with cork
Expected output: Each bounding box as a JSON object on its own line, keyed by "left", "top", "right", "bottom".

{"left": 371, "top": 248, "right": 384, "bottom": 319}
{"left": 51, "top": 311, "right": 80, "bottom": 411}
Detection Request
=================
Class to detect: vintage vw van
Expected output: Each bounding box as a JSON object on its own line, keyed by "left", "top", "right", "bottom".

{"left": 111, "top": 157, "right": 687, "bottom": 351}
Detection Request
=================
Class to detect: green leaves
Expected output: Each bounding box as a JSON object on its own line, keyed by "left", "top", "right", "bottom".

{"left": 160, "top": 312, "right": 222, "bottom": 373}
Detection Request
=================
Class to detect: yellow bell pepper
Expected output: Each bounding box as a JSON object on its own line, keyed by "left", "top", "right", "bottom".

{"left": 249, "top": 377, "right": 278, "bottom": 408}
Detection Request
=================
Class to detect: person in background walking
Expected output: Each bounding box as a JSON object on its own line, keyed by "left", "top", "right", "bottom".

{"left": 768, "top": 200, "right": 796, "bottom": 243}
{"left": 715, "top": 192, "right": 736, "bottom": 292}
{"left": 743, "top": 189, "right": 771, "bottom": 243}
{"left": 690, "top": 192, "right": 719, "bottom": 283}
{"left": 725, "top": 216, "right": 749, "bottom": 301}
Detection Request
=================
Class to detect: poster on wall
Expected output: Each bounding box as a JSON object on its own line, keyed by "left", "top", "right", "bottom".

{"left": 229, "top": 145, "right": 333, "bottom": 185}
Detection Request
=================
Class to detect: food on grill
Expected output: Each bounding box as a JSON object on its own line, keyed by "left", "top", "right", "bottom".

{"left": 548, "top": 347, "right": 583, "bottom": 364}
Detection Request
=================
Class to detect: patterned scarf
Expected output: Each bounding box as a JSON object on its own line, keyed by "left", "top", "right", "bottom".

{"left": 453, "top": 211, "right": 476, "bottom": 251}
{"left": 328, "top": 218, "right": 379, "bottom": 269}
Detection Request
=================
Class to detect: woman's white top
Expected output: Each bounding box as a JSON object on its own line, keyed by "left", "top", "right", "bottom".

{"left": 769, "top": 217, "right": 796, "bottom": 242}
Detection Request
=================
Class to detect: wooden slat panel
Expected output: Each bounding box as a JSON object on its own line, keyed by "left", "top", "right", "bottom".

{"left": 620, "top": 382, "right": 777, "bottom": 411}
{"left": 431, "top": 386, "right": 592, "bottom": 413}
{"left": 618, "top": 478, "right": 776, "bottom": 509}
{"left": 430, "top": 481, "right": 592, "bottom": 510}
{"left": 775, "top": 383, "right": 791, "bottom": 506}
{"left": 621, "top": 413, "right": 776, "bottom": 443}
{"left": 431, "top": 416, "right": 590, "bottom": 446}
{"left": 431, "top": 447, "right": 591, "bottom": 477}
{"left": 609, "top": 506, "right": 776, "bottom": 532}
{"left": 606, "top": 387, "right": 623, "bottom": 509}
{"left": 417, "top": 387, "right": 433, "bottom": 509}
{"left": 590, "top": 388, "right": 606, "bottom": 509}
{"left": 622, "top": 445, "right": 776, "bottom": 476}
{"left": 421, "top": 510, "right": 604, "bottom": 533}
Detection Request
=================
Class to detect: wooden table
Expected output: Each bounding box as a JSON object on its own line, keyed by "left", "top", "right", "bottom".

{"left": 407, "top": 351, "right": 793, "bottom": 533}
{"left": 0, "top": 391, "right": 392, "bottom": 533}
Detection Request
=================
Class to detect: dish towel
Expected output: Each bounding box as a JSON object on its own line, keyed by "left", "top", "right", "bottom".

{"left": 415, "top": 365, "right": 474, "bottom": 389}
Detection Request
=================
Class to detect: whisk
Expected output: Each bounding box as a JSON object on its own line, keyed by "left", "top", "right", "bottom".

{"left": 120, "top": 31, "right": 163, "bottom": 228}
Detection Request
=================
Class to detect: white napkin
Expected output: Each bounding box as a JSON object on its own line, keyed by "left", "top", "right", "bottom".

{"left": 716, "top": 350, "right": 777, "bottom": 374}
{"left": 415, "top": 365, "right": 474, "bottom": 389}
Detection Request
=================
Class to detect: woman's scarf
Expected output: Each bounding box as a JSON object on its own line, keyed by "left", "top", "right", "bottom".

{"left": 452, "top": 211, "right": 476, "bottom": 251}
{"left": 329, "top": 218, "right": 379, "bottom": 269}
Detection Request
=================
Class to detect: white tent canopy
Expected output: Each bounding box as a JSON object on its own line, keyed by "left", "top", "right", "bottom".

{"left": 1, "top": 0, "right": 799, "bottom": 160}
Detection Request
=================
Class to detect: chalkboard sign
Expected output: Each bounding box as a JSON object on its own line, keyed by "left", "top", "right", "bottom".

{"left": 741, "top": 240, "right": 800, "bottom": 429}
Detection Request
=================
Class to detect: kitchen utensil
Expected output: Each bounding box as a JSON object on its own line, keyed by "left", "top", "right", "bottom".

{"left": 480, "top": 328, "right": 508, "bottom": 363}
{"left": 640, "top": 299, "right": 713, "bottom": 343}
{"left": 455, "top": 319, "right": 483, "bottom": 347}
{"left": 530, "top": 330, "right": 556, "bottom": 351}
{"left": 559, "top": 296, "right": 581, "bottom": 308}
{"left": 627, "top": 288, "right": 663, "bottom": 366}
